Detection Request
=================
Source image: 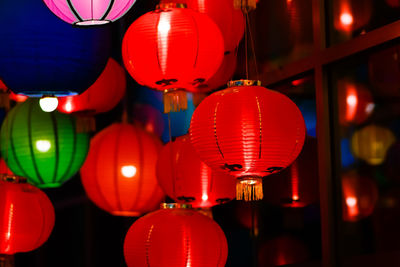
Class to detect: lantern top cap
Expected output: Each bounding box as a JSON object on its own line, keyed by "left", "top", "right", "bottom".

{"left": 156, "top": 3, "right": 187, "bottom": 9}
{"left": 227, "top": 80, "right": 262, "bottom": 88}
{"left": 160, "top": 203, "right": 192, "bottom": 209}
{"left": 0, "top": 174, "right": 27, "bottom": 184}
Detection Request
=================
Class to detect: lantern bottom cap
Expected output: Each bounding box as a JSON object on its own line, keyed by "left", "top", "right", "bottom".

{"left": 236, "top": 176, "right": 264, "bottom": 201}
{"left": 75, "top": 19, "right": 111, "bottom": 26}
{"left": 111, "top": 211, "right": 142, "bottom": 217}
{"left": 36, "top": 182, "right": 63, "bottom": 189}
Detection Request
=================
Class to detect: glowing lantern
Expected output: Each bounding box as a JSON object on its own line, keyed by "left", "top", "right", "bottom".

{"left": 124, "top": 203, "right": 228, "bottom": 267}
{"left": 0, "top": 99, "right": 90, "bottom": 188}
{"left": 156, "top": 135, "right": 236, "bottom": 208}
{"left": 0, "top": 176, "right": 55, "bottom": 255}
{"left": 122, "top": 3, "right": 224, "bottom": 113}
{"left": 333, "top": 0, "right": 372, "bottom": 33}
{"left": 160, "top": 0, "right": 244, "bottom": 53}
{"left": 132, "top": 104, "right": 165, "bottom": 138}
{"left": 351, "top": 124, "right": 396, "bottom": 165}
{"left": 80, "top": 123, "right": 164, "bottom": 216}
{"left": 263, "top": 136, "right": 319, "bottom": 208}
{"left": 342, "top": 172, "right": 378, "bottom": 222}
{"left": 0, "top": 0, "right": 111, "bottom": 97}
{"left": 190, "top": 80, "right": 306, "bottom": 201}
{"left": 258, "top": 236, "right": 310, "bottom": 266}
{"left": 337, "top": 78, "right": 374, "bottom": 125}
{"left": 43, "top": 0, "right": 137, "bottom": 26}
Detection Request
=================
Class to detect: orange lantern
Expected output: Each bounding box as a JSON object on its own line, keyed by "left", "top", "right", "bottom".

{"left": 80, "top": 123, "right": 164, "bottom": 216}
{"left": 351, "top": 124, "right": 396, "bottom": 165}
{"left": 342, "top": 172, "right": 378, "bottom": 222}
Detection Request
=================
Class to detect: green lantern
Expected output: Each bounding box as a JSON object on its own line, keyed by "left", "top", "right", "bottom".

{"left": 0, "top": 98, "right": 89, "bottom": 188}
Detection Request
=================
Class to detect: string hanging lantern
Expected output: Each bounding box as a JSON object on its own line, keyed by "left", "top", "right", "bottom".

{"left": 156, "top": 135, "right": 236, "bottom": 208}
{"left": 190, "top": 80, "right": 306, "bottom": 201}
{"left": 0, "top": 175, "right": 55, "bottom": 255}
{"left": 43, "top": 0, "right": 137, "bottom": 26}
{"left": 122, "top": 3, "right": 224, "bottom": 113}
{"left": 0, "top": 99, "right": 90, "bottom": 188}
{"left": 124, "top": 203, "right": 228, "bottom": 267}
{"left": 80, "top": 123, "right": 164, "bottom": 216}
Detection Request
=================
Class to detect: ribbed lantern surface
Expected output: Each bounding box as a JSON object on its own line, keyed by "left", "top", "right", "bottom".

{"left": 0, "top": 178, "right": 55, "bottom": 255}
{"left": 43, "top": 0, "right": 137, "bottom": 26}
{"left": 0, "top": 0, "right": 111, "bottom": 96}
{"left": 122, "top": 4, "right": 224, "bottom": 112}
{"left": 0, "top": 99, "right": 90, "bottom": 188}
{"left": 124, "top": 204, "right": 228, "bottom": 267}
{"left": 160, "top": 0, "right": 244, "bottom": 53}
{"left": 156, "top": 135, "right": 236, "bottom": 208}
{"left": 80, "top": 123, "right": 164, "bottom": 216}
{"left": 58, "top": 58, "right": 126, "bottom": 115}
{"left": 190, "top": 81, "right": 306, "bottom": 201}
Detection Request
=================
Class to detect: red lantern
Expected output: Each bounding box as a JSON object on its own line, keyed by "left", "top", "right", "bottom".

{"left": 190, "top": 80, "right": 306, "bottom": 201}
{"left": 0, "top": 176, "right": 55, "bottom": 255}
{"left": 337, "top": 78, "right": 374, "bottom": 125}
{"left": 156, "top": 135, "right": 236, "bottom": 208}
{"left": 122, "top": 4, "right": 224, "bottom": 113}
{"left": 80, "top": 123, "right": 164, "bottom": 216}
{"left": 342, "top": 172, "right": 378, "bottom": 222}
{"left": 0, "top": 159, "right": 13, "bottom": 176}
{"left": 160, "top": 0, "right": 244, "bottom": 53}
{"left": 124, "top": 203, "right": 228, "bottom": 267}
{"left": 58, "top": 58, "right": 126, "bottom": 115}
{"left": 263, "top": 136, "right": 319, "bottom": 208}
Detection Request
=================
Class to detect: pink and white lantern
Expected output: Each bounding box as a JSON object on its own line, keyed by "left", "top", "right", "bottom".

{"left": 43, "top": 0, "right": 137, "bottom": 26}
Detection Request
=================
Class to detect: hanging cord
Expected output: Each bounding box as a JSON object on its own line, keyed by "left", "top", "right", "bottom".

{"left": 166, "top": 112, "right": 176, "bottom": 203}
{"left": 250, "top": 201, "right": 258, "bottom": 267}
{"left": 242, "top": 3, "right": 259, "bottom": 81}
{"left": 246, "top": 11, "right": 260, "bottom": 81}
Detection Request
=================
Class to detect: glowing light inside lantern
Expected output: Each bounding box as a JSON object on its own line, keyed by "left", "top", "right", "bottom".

{"left": 36, "top": 140, "right": 51, "bottom": 153}
{"left": 121, "top": 165, "right": 137, "bottom": 178}
{"left": 340, "top": 13, "right": 353, "bottom": 26}
{"left": 39, "top": 96, "right": 58, "bottom": 112}
{"left": 157, "top": 13, "right": 171, "bottom": 74}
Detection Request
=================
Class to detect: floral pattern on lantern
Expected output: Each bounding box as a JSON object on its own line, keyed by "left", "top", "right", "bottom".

{"left": 124, "top": 203, "right": 228, "bottom": 267}
{"left": 80, "top": 123, "right": 164, "bottom": 216}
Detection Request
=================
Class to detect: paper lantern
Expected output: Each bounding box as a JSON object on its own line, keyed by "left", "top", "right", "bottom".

{"left": 342, "top": 172, "right": 378, "bottom": 222}
{"left": 0, "top": 0, "right": 111, "bottom": 97}
{"left": 333, "top": 0, "right": 372, "bottom": 33}
{"left": 337, "top": 78, "right": 375, "bottom": 125}
{"left": 0, "top": 99, "right": 90, "bottom": 188}
{"left": 351, "top": 125, "right": 396, "bottom": 165}
{"left": 0, "top": 176, "right": 55, "bottom": 255}
{"left": 43, "top": 0, "right": 137, "bottom": 26}
{"left": 124, "top": 203, "right": 228, "bottom": 267}
{"left": 156, "top": 135, "right": 236, "bottom": 208}
{"left": 132, "top": 104, "right": 165, "bottom": 138}
{"left": 80, "top": 123, "right": 164, "bottom": 216}
{"left": 122, "top": 4, "right": 224, "bottom": 112}
{"left": 160, "top": 0, "right": 244, "bottom": 53}
{"left": 263, "top": 136, "right": 319, "bottom": 208}
{"left": 58, "top": 58, "right": 126, "bottom": 115}
{"left": 190, "top": 80, "right": 306, "bottom": 201}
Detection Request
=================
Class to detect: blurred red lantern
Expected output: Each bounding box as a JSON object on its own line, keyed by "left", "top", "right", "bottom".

{"left": 342, "top": 172, "right": 378, "bottom": 222}
{"left": 80, "top": 123, "right": 164, "bottom": 216}
{"left": 385, "top": 0, "right": 400, "bottom": 7}
{"left": 190, "top": 80, "right": 306, "bottom": 201}
{"left": 338, "top": 78, "right": 374, "bottom": 125}
{"left": 124, "top": 203, "right": 228, "bottom": 267}
{"left": 58, "top": 58, "right": 126, "bottom": 115}
{"left": 258, "top": 235, "right": 310, "bottom": 266}
{"left": 160, "top": 0, "right": 244, "bottom": 53}
{"left": 122, "top": 4, "right": 224, "bottom": 113}
{"left": 333, "top": 0, "right": 372, "bottom": 33}
{"left": 263, "top": 136, "right": 319, "bottom": 208}
{"left": 0, "top": 176, "right": 55, "bottom": 255}
{"left": 0, "top": 159, "right": 13, "bottom": 176}
{"left": 0, "top": 79, "right": 28, "bottom": 103}
{"left": 132, "top": 104, "right": 165, "bottom": 137}
{"left": 156, "top": 135, "right": 236, "bottom": 208}
{"left": 189, "top": 52, "right": 238, "bottom": 93}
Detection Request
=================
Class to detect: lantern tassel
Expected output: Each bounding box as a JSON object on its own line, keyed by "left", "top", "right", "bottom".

{"left": 236, "top": 177, "right": 263, "bottom": 201}
{"left": 75, "top": 116, "right": 96, "bottom": 133}
{"left": 163, "top": 90, "right": 188, "bottom": 113}
{"left": 234, "top": 0, "right": 257, "bottom": 11}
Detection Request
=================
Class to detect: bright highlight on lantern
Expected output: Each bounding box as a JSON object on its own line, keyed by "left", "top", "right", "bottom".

{"left": 121, "top": 165, "right": 137, "bottom": 178}
{"left": 39, "top": 96, "right": 58, "bottom": 112}
{"left": 36, "top": 140, "right": 51, "bottom": 153}
{"left": 346, "top": 196, "right": 357, "bottom": 207}
{"left": 202, "top": 194, "right": 209, "bottom": 201}
{"left": 340, "top": 13, "right": 353, "bottom": 26}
